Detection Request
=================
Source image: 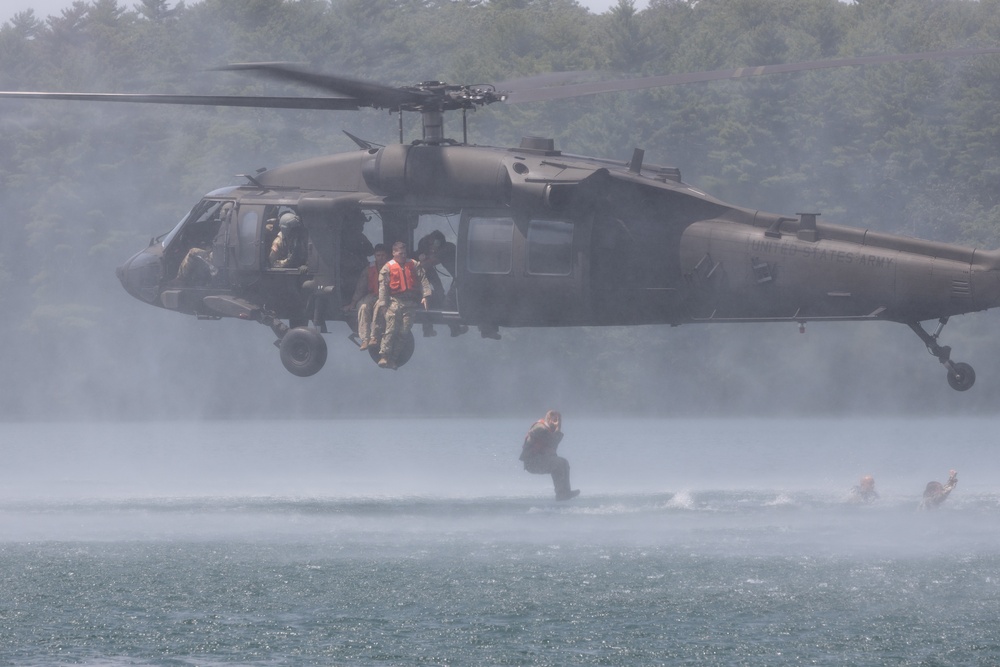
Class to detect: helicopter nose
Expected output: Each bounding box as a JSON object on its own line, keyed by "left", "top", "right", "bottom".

{"left": 117, "top": 248, "right": 163, "bottom": 304}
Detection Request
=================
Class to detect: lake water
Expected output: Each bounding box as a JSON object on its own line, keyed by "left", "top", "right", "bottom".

{"left": 2, "top": 417, "right": 999, "bottom": 665}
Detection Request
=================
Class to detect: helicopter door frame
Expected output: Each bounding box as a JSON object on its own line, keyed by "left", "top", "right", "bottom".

{"left": 228, "top": 202, "right": 269, "bottom": 289}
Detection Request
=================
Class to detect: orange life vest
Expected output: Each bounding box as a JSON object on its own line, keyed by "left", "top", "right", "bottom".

{"left": 387, "top": 259, "right": 418, "bottom": 294}
{"left": 366, "top": 265, "right": 379, "bottom": 295}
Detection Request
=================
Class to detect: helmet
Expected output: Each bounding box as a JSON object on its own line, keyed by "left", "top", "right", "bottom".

{"left": 279, "top": 212, "right": 301, "bottom": 233}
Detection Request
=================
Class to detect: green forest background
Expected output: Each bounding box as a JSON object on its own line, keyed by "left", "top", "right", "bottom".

{"left": 3, "top": 0, "right": 1000, "bottom": 420}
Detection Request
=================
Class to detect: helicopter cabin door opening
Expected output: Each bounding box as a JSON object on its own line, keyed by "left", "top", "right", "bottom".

{"left": 408, "top": 213, "right": 462, "bottom": 326}
{"left": 296, "top": 199, "right": 386, "bottom": 325}
{"left": 457, "top": 210, "right": 587, "bottom": 327}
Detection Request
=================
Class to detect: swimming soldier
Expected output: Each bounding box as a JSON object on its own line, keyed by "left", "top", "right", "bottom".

{"left": 849, "top": 474, "right": 879, "bottom": 503}
{"left": 920, "top": 469, "right": 958, "bottom": 509}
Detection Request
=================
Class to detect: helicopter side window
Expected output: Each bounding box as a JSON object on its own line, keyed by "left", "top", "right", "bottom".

{"left": 526, "top": 219, "right": 573, "bottom": 276}
{"left": 467, "top": 216, "right": 514, "bottom": 274}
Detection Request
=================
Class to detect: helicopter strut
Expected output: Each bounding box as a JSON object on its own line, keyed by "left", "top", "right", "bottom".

{"left": 907, "top": 318, "right": 976, "bottom": 391}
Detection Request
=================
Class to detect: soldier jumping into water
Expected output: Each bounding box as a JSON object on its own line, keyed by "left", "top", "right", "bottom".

{"left": 520, "top": 410, "right": 579, "bottom": 501}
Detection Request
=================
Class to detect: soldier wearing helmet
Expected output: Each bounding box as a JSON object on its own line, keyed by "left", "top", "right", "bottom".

{"left": 270, "top": 212, "right": 306, "bottom": 268}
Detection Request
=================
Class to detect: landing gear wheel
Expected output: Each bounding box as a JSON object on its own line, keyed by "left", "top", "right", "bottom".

{"left": 368, "top": 330, "right": 415, "bottom": 368}
{"left": 947, "top": 362, "right": 976, "bottom": 392}
{"left": 279, "top": 327, "right": 328, "bottom": 377}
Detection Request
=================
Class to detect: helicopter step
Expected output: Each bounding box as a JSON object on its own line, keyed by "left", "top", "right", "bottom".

{"left": 908, "top": 318, "right": 976, "bottom": 391}
{"left": 412, "top": 309, "right": 462, "bottom": 325}
{"left": 202, "top": 294, "right": 261, "bottom": 320}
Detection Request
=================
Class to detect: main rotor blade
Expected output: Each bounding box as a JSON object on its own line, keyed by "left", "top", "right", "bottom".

{"left": 0, "top": 91, "right": 360, "bottom": 111}
{"left": 218, "top": 63, "right": 430, "bottom": 110}
{"left": 504, "top": 47, "right": 1000, "bottom": 104}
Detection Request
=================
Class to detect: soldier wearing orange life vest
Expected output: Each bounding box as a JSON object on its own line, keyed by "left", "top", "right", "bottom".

{"left": 343, "top": 243, "right": 389, "bottom": 351}
{"left": 520, "top": 410, "right": 579, "bottom": 501}
{"left": 376, "top": 241, "right": 432, "bottom": 369}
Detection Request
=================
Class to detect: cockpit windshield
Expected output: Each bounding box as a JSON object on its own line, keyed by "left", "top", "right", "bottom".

{"left": 161, "top": 187, "right": 239, "bottom": 249}
{"left": 162, "top": 198, "right": 231, "bottom": 250}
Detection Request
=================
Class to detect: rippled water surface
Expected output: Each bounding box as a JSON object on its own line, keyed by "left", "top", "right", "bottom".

{"left": 2, "top": 418, "right": 999, "bottom": 665}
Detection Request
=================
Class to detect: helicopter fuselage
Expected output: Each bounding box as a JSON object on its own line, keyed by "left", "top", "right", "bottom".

{"left": 116, "top": 138, "right": 1000, "bottom": 386}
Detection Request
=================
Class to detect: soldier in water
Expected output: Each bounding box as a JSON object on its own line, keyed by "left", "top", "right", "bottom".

{"left": 519, "top": 410, "right": 579, "bottom": 501}
{"left": 920, "top": 469, "right": 958, "bottom": 509}
{"left": 849, "top": 474, "right": 879, "bottom": 503}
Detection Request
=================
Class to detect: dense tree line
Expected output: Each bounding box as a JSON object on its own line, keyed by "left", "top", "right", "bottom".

{"left": 2, "top": 0, "right": 1000, "bottom": 419}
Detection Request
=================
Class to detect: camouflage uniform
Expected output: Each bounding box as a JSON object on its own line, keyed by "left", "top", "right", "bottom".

{"left": 269, "top": 213, "right": 306, "bottom": 268}
{"left": 176, "top": 247, "right": 213, "bottom": 285}
{"left": 269, "top": 232, "right": 294, "bottom": 267}
{"left": 351, "top": 265, "right": 384, "bottom": 344}
{"left": 377, "top": 258, "right": 432, "bottom": 363}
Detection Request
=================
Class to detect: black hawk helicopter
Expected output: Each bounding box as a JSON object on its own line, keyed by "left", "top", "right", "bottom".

{"left": 3, "top": 48, "right": 1000, "bottom": 388}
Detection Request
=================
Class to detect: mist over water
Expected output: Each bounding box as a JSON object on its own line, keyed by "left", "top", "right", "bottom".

{"left": 2, "top": 417, "right": 996, "bottom": 552}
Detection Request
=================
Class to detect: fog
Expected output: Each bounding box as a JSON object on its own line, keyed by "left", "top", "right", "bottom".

{"left": 2, "top": 418, "right": 988, "bottom": 499}
{"left": 3, "top": 1, "right": 1000, "bottom": 424}
{"left": 0, "top": 417, "right": 994, "bottom": 560}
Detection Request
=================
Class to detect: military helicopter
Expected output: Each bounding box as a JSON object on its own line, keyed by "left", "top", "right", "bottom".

{"left": 3, "top": 47, "right": 1000, "bottom": 389}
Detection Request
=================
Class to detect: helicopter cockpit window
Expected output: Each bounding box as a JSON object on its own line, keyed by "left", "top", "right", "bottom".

{"left": 162, "top": 199, "right": 230, "bottom": 250}
{"left": 467, "top": 216, "right": 514, "bottom": 274}
{"left": 527, "top": 219, "right": 573, "bottom": 276}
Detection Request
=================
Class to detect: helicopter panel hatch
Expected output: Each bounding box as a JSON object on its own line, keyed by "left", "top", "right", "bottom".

{"left": 588, "top": 213, "right": 686, "bottom": 325}
{"left": 458, "top": 211, "right": 587, "bottom": 327}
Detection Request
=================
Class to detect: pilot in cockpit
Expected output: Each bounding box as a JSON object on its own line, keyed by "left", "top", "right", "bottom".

{"left": 173, "top": 202, "right": 230, "bottom": 286}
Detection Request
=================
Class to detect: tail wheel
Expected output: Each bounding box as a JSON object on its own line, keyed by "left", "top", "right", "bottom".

{"left": 947, "top": 362, "right": 975, "bottom": 391}
{"left": 279, "top": 327, "right": 328, "bottom": 377}
{"left": 367, "top": 330, "right": 415, "bottom": 367}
